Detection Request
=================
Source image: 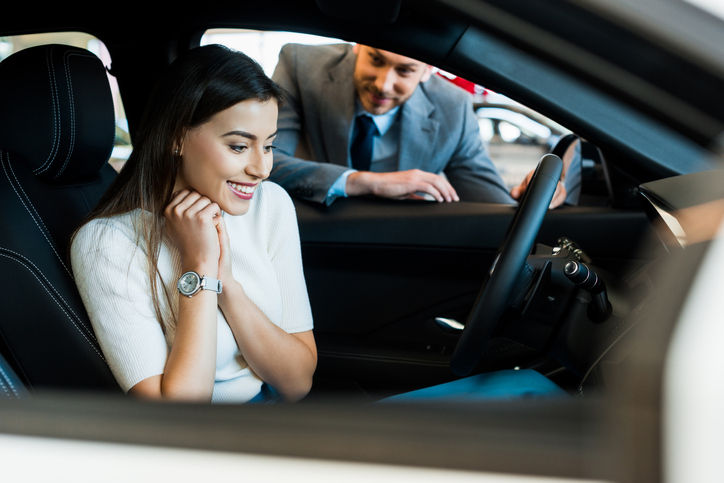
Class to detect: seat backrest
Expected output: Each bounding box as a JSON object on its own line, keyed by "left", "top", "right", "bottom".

{"left": 0, "top": 44, "right": 120, "bottom": 392}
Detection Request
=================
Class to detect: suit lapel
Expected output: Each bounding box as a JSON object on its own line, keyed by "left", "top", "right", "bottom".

{"left": 320, "top": 49, "right": 356, "bottom": 167}
{"left": 398, "top": 86, "right": 440, "bottom": 172}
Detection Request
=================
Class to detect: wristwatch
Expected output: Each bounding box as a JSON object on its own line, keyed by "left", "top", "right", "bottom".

{"left": 177, "top": 271, "right": 223, "bottom": 297}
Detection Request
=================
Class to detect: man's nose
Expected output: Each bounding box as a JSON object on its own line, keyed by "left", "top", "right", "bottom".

{"left": 374, "top": 67, "right": 396, "bottom": 94}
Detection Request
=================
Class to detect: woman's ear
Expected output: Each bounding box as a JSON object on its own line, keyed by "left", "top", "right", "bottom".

{"left": 173, "top": 139, "right": 184, "bottom": 157}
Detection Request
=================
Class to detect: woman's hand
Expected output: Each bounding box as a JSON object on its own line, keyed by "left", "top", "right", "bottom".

{"left": 215, "top": 215, "right": 234, "bottom": 290}
{"left": 164, "top": 189, "right": 222, "bottom": 275}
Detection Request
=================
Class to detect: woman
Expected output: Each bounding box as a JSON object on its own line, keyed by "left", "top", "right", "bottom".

{"left": 71, "top": 45, "right": 316, "bottom": 403}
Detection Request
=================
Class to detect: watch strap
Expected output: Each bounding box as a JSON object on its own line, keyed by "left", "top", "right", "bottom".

{"left": 200, "top": 275, "right": 223, "bottom": 294}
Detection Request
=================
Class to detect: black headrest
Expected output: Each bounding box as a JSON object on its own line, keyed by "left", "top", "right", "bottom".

{"left": 0, "top": 44, "right": 115, "bottom": 183}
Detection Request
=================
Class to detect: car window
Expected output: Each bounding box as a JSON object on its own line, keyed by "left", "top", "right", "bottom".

{"left": 201, "top": 29, "right": 575, "bottom": 193}
{"left": 0, "top": 32, "right": 131, "bottom": 172}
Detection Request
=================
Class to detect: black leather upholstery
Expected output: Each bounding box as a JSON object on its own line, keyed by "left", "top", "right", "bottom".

{"left": 0, "top": 44, "right": 120, "bottom": 392}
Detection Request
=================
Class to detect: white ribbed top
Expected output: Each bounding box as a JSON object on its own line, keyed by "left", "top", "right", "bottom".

{"left": 71, "top": 181, "right": 313, "bottom": 403}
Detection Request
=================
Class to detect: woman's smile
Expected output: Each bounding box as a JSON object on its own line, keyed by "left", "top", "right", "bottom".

{"left": 227, "top": 180, "right": 257, "bottom": 200}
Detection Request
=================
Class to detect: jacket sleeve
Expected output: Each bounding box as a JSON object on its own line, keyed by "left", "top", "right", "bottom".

{"left": 443, "top": 102, "right": 516, "bottom": 204}
{"left": 270, "top": 44, "right": 350, "bottom": 204}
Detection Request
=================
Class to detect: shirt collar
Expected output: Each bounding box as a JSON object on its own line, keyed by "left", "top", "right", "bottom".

{"left": 355, "top": 100, "right": 400, "bottom": 137}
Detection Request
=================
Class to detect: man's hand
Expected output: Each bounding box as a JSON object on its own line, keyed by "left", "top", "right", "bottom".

{"left": 512, "top": 138, "right": 580, "bottom": 209}
{"left": 346, "top": 169, "right": 460, "bottom": 202}
{"left": 510, "top": 168, "right": 567, "bottom": 209}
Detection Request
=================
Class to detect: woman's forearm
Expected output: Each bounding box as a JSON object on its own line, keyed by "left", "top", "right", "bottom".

{"left": 160, "top": 288, "right": 219, "bottom": 400}
{"left": 131, "top": 262, "right": 220, "bottom": 402}
{"left": 219, "top": 280, "right": 317, "bottom": 401}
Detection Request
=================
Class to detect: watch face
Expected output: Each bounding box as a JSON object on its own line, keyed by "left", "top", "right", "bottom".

{"left": 178, "top": 272, "right": 200, "bottom": 295}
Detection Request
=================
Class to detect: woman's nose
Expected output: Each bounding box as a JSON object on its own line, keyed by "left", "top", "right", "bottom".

{"left": 245, "top": 148, "right": 271, "bottom": 179}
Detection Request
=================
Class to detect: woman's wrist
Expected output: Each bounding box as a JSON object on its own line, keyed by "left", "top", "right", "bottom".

{"left": 218, "top": 278, "right": 244, "bottom": 310}
{"left": 183, "top": 261, "right": 219, "bottom": 279}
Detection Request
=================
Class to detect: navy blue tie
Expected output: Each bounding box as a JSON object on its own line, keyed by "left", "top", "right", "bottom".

{"left": 350, "top": 114, "right": 378, "bottom": 171}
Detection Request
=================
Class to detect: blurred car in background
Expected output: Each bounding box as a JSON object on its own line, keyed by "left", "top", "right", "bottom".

{"left": 476, "top": 102, "right": 569, "bottom": 188}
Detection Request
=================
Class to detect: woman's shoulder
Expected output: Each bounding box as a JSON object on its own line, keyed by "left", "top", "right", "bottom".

{"left": 259, "top": 180, "right": 293, "bottom": 205}
{"left": 224, "top": 181, "right": 296, "bottom": 236}
{"left": 244, "top": 180, "right": 294, "bottom": 219}
{"left": 72, "top": 210, "right": 145, "bottom": 252}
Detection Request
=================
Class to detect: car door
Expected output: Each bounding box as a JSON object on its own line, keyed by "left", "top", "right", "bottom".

{"left": 297, "top": 190, "right": 653, "bottom": 397}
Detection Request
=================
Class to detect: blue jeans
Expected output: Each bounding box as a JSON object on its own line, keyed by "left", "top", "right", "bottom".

{"left": 248, "top": 383, "right": 280, "bottom": 403}
{"left": 381, "top": 369, "right": 566, "bottom": 402}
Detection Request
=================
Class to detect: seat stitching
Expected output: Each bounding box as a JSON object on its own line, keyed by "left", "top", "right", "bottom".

{"left": 1, "top": 151, "right": 72, "bottom": 277}
{"left": 57, "top": 50, "right": 79, "bottom": 178}
{"left": 0, "top": 246, "right": 92, "bottom": 340}
{"left": 35, "top": 47, "right": 61, "bottom": 176}
{"left": 0, "top": 250, "right": 106, "bottom": 361}
{"left": 0, "top": 363, "right": 20, "bottom": 397}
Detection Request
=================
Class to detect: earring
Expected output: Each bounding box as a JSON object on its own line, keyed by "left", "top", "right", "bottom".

{"left": 174, "top": 148, "right": 181, "bottom": 156}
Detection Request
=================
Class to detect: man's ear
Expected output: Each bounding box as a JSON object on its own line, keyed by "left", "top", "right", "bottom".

{"left": 420, "top": 65, "right": 434, "bottom": 82}
{"left": 353, "top": 43, "right": 360, "bottom": 55}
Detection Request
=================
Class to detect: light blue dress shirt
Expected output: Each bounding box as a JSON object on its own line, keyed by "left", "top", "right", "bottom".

{"left": 325, "top": 103, "right": 401, "bottom": 204}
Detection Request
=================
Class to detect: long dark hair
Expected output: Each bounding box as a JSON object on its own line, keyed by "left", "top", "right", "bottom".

{"left": 83, "top": 44, "right": 283, "bottom": 328}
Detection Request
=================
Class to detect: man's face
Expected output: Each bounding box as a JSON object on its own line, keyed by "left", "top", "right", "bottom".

{"left": 352, "top": 45, "right": 432, "bottom": 115}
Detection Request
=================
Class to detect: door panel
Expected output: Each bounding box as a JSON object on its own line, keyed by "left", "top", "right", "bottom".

{"left": 294, "top": 198, "right": 651, "bottom": 395}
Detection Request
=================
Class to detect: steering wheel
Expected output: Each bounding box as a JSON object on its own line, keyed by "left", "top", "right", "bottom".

{"left": 450, "top": 154, "right": 563, "bottom": 376}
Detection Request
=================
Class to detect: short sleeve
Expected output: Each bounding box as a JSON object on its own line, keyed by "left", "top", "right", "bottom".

{"left": 71, "top": 216, "right": 169, "bottom": 392}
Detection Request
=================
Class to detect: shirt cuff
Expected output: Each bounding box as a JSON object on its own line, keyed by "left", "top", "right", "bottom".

{"left": 324, "top": 169, "right": 356, "bottom": 205}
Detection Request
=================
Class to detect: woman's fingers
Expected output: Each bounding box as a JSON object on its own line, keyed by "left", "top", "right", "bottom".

{"left": 197, "top": 200, "right": 221, "bottom": 222}
{"left": 165, "top": 190, "right": 221, "bottom": 220}
{"left": 163, "top": 189, "right": 222, "bottom": 270}
{"left": 164, "top": 189, "right": 190, "bottom": 217}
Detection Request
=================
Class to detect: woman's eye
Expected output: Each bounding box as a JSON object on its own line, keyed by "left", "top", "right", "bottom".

{"left": 230, "top": 145, "right": 248, "bottom": 153}
{"left": 264, "top": 145, "right": 276, "bottom": 153}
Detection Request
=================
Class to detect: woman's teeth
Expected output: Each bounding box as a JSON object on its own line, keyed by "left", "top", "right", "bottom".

{"left": 228, "top": 181, "right": 255, "bottom": 194}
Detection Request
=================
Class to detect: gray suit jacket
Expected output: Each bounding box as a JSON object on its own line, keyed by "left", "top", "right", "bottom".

{"left": 269, "top": 43, "right": 517, "bottom": 205}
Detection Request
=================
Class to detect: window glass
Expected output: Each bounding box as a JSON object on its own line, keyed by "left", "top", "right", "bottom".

{"left": 201, "top": 29, "right": 571, "bottom": 190}
{"left": 0, "top": 32, "right": 131, "bottom": 172}
{"left": 201, "top": 29, "right": 348, "bottom": 76}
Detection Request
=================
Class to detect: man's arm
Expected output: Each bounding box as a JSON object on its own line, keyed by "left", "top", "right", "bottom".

{"left": 446, "top": 100, "right": 582, "bottom": 208}
{"left": 270, "top": 44, "right": 351, "bottom": 204}
{"left": 443, "top": 102, "right": 517, "bottom": 204}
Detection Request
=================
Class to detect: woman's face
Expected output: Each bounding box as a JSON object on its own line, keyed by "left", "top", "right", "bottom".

{"left": 176, "top": 98, "right": 278, "bottom": 216}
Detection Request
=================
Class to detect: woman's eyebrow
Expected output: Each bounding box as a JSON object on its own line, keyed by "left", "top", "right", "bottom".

{"left": 223, "top": 130, "right": 256, "bottom": 140}
{"left": 222, "top": 130, "right": 278, "bottom": 140}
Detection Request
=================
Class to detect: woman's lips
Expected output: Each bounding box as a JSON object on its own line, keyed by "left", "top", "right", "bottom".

{"left": 227, "top": 181, "right": 257, "bottom": 200}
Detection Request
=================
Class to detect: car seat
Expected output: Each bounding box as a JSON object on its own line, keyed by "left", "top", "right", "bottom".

{"left": 0, "top": 44, "right": 121, "bottom": 394}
